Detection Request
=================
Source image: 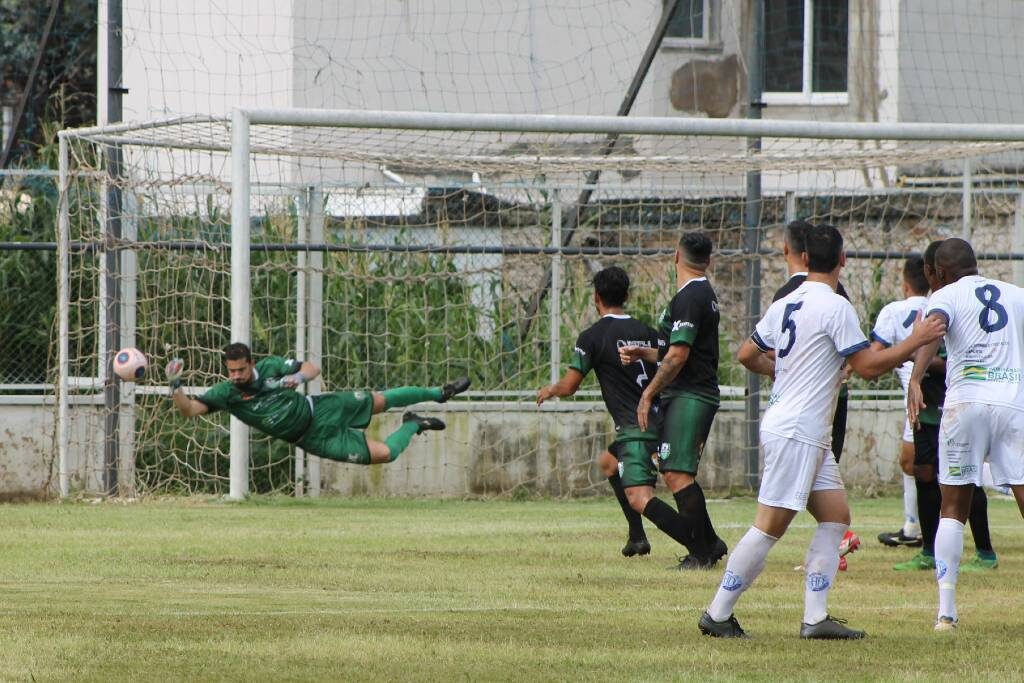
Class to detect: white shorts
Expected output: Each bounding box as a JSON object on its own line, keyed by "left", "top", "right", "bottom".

{"left": 758, "top": 435, "right": 845, "bottom": 511}
{"left": 902, "top": 418, "right": 913, "bottom": 444}
{"left": 939, "top": 402, "right": 1024, "bottom": 487}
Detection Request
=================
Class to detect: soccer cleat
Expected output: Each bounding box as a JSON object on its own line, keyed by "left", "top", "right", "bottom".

{"left": 674, "top": 537, "right": 728, "bottom": 571}
{"left": 934, "top": 616, "right": 958, "bottom": 632}
{"left": 698, "top": 611, "right": 749, "bottom": 638}
{"left": 438, "top": 376, "right": 471, "bottom": 402}
{"left": 877, "top": 529, "right": 923, "bottom": 547}
{"left": 839, "top": 530, "right": 861, "bottom": 556}
{"left": 959, "top": 552, "right": 998, "bottom": 572}
{"left": 799, "top": 615, "right": 866, "bottom": 640}
{"left": 893, "top": 552, "right": 936, "bottom": 571}
{"left": 402, "top": 412, "right": 446, "bottom": 433}
{"left": 622, "top": 538, "right": 651, "bottom": 557}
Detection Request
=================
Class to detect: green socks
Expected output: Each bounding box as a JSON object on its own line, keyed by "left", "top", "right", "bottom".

{"left": 384, "top": 421, "right": 421, "bottom": 461}
{"left": 382, "top": 386, "right": 443, "bottom": 410}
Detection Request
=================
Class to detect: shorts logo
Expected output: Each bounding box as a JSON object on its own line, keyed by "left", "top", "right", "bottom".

{"left": 617, "top": 461, "right": 624, "bottom": 477}
{"left": 353, "top": 391, "right": 366, "bottom": 400}
{"left": 935, "top": 560, "right": 948, "bottom": 580}
{"left": 721, "top": 571, "right": 743, "bottom": 592}
{"left": 659, "top": 443, "right": 671, "bottom": 459}
{"left": 947, "top": 464, "right": 977, "bottom": 477}
{"left": 347, "top": 453, "right": 361, "bottom": 463}
{"left": 806, "top": 572, "right": 830, "bottom": 592}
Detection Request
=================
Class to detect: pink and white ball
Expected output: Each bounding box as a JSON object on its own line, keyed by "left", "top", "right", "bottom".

{"left": 113, "top": 347, "right": 147, "bottom": 382}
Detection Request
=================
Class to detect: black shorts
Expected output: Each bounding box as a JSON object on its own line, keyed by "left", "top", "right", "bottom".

{"left": 912, "top": 422, "right": 939, "bottom": 468}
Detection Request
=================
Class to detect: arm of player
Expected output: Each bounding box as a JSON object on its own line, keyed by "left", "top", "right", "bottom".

{"left": 847, "top": 312, "right": 945, "bottom": 381}
{"left": 636, "top": 344, "right": 690, "bottom": 431}
{"left": 165, "top": 358, "right": 210, "bottom": 418}
{"left": 736, "top": 338, "right": 775, "bottom": 378}
{"left": 618, "top": 345, "right": 659, "bottom": 365}
{"left": 906, "top": 336, "right": 942, "bottom": 428}
{"left": 537, "top": 369, "right": 585, "bottom": 405}
{"left": 281, "top": 360, "right": 321, "bottom": 388}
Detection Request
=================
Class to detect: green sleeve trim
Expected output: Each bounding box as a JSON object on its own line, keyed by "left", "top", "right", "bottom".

{"left": 669, "top": 326, "right": 697, "bottom": 346}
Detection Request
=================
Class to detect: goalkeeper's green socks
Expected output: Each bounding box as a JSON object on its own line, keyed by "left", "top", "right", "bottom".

{"left": 382, "top": 386, "right": 443, "bottom": 410}
{"left": 384, "top": 421, "right": 420, "bottom": 462}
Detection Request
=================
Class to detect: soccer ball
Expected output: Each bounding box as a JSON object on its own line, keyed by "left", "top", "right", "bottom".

{"left": 113, "top": 347, "right": 147, "bottom": 381}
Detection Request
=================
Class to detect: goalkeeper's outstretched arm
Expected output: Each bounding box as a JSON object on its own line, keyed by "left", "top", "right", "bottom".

{"left": 166, "top": 358, "right": 209, "bottom": 418}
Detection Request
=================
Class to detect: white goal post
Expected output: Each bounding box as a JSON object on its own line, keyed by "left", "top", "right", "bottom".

{"left": 56, "top": 108, "right": 1024, "bottom": 499}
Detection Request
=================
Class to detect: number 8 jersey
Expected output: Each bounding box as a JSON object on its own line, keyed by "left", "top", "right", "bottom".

{"left": 751, "top": 281, "right": 869, "bottom": 448}
{"left": 926, "top": 274, "right": 1024, "bottom": 410}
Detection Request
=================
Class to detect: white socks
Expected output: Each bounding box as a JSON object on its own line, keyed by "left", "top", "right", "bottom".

{"left": 935, "top": 517, "right": 965, "bottom": 621}
{"left": 802, "top": 522, "right": 847, "bottom": 625}
{"left": 902, "top": 473, "right": 921, "bottom": 537}
{"left": 707, "top": 526, "right": 778, "bottom": 622}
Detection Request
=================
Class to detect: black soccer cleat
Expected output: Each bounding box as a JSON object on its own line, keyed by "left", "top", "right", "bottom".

{"left": 439, "top": 376, "right": 471, "bottom": 403}
{"left": 877, "top": 529, "right": 923, "bottom": 547}
{"left": 674, "top": 537, "right": 728, "bottom": 571}
{"left": 799, "top": 615, "right": 866, "bottom": 640}
{"left": 403, "top": 412, "right": 446, "bottom": 434}
{"left": 699, "top": 611, "right": 749, "bottom": 639}
{"left": 622, "top": 538, "right": 651, "bottom": 557}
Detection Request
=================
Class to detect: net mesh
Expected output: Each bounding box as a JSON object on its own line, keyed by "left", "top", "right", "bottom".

{"left": 57, "top": 117, "right": 1024, "bottom": 496}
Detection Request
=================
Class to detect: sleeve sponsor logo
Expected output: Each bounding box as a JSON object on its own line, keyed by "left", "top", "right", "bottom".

{"left": 671, "top": 320, "right": 695, "bottom": 332}
{"left": 574, "top": 347, "right": 587, "bottom": 356}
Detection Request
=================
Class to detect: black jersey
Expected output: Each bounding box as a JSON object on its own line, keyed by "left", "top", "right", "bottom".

{"left": 657, "top": 277, "right": 720, "bottom": 403}
{"left": 569, "top": 314, "right": 663, "bottom": 433}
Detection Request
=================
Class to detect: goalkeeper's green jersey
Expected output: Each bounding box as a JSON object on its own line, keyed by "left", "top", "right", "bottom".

{"left": 198, "top": 356, "right": 312, "bottom": 443}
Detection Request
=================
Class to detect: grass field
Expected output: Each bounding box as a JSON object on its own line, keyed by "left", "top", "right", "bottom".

{"left": 0, "top": 494, "right": 1021, "bottom": 681}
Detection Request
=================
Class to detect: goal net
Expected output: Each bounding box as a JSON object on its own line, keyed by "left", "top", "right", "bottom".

{"left": 55, "top": 110, "right": 1024, "bottom": 497}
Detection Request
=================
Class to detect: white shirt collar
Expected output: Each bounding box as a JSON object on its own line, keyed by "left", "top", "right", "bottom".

{"left": 602, "top": 314, "right": 631, "bottom": 319}
{"left": 677, "top": 276, "right": 707, "bottom": 293}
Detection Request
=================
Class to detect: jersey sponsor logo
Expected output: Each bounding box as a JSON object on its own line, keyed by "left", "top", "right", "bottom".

{"left": 720, "top": 570, "right": 743, "bottom": 592}
{"left": 935, "top": 559, "right": 948, "bottom": 580}
{"left": 671, "top": 320, "right": 695, "bottom": 332}
{"left": 806, "top": 572, "right": 830, "bottom": 592}
{"left": 615, "top": 339, "right": 652, "bottom": 348}
{"left": 961, "top": 364, "right": 1022, "bottom": 382}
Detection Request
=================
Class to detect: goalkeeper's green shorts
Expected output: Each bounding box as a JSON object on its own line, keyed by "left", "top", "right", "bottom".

{"left": 297, "top": 390, "right": 375, "bottom": 464}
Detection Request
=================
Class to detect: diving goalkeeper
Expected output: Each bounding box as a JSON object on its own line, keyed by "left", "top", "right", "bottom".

{"left": 167, "top": 342, "right": 470, "bottom": 464}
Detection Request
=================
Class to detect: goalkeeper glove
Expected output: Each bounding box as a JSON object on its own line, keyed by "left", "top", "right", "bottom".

{"left": 165, "top": 358, "right": 184, "bottom": 392}
{"left": 281, "top": 371, "right": 306, "bottom": 389}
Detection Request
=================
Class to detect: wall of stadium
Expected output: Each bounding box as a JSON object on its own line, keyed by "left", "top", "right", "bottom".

{"left": 2, "top": 400, "right": 905, "bottom": 498}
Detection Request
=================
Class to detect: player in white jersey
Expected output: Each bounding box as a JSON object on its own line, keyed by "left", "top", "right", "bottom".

{"left": 907, "top": 238, "right": 1024, "bottom": 632}
{"left": 871, "top": 257, "right": 929, "bottom": 549}
{"left": 698, "top": 225, "right": 946, "bottom": 640}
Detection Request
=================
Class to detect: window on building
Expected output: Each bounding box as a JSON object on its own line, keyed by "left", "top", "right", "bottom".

{"left": 764, "top": 0, "right": 848, "bottom": 104}
{"left": 663, "top": 0, "right": 715, "bottom": 47}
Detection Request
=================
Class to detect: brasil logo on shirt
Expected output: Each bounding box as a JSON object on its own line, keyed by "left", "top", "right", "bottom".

{"left": 962, "top": 365, "right": 1023, "bottom": 382}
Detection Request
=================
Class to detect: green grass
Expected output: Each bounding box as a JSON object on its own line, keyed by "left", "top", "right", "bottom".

{"left": 0, "top": 495, "right": 1021, "bottom": 681}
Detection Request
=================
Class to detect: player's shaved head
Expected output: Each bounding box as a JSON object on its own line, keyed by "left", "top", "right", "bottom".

{"left": 592, "top": 266, "right": 629, "bottom": 307}
{"left": 922, "top": 239, "right": 944, "bottom": 268}
{"left": 678, "top": 231, "right": 712, "bottom": 268}
{"left": 804, "top": 224, "right": 843, "bottom": 273}
{"left": 903, "top": 255, "right": 928, "bottom": 295}
{"left": 935, "top": 238, "right": 978, "bottom": 284}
